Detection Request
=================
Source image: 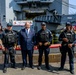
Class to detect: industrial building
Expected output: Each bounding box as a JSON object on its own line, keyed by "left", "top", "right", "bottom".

{"left": 0, "top": 0, "right": 69, "bottom": 28}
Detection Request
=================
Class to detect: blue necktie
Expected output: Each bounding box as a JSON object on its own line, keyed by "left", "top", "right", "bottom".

{"left": 27, "top": 29, "right": 28, "bottom": 34}
{"left": 26, "top": 29, "right": 29, "bottom": 38}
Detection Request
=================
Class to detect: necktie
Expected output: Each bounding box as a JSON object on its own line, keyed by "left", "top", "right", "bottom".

{"left": 26, "top": 29, "right": 29, "bottom": 36}
{"left": 27, "top": 29, "right": 28, "bottom": 34}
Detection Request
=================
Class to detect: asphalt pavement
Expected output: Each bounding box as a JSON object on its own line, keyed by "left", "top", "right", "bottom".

{"left": 0, "top": 63, "right": 75, "bottom": 75}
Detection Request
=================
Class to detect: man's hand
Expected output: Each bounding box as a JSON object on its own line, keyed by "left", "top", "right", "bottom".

{"left": 2, "top": 46, "right": 7, "bottom": 54}
{"left": 68, "top": 44, "right": 73, "bottom": 48}
{"left": 44, "top": 42, "right": 49, "bottom": 46}
{"left": 63, "top": 38, "right": 69, "bottom": 42}
{"left": 14, "top": 47, "right": 16, "bottom": 50}
{"left": 34, "top": 46, "right": 38, "bottom": 50}
{"left": 38, "top": 42, "right": 42, "bottom": 46}
{"left": 2, "top": 45, "right": 5, "bottom": 51}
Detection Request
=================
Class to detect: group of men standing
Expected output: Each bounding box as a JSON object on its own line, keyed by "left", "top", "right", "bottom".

{"left": 19, "top": 22, "right": 52, "bottom": 71}
{"left": 0, "top": 21, "right": 75, "bottom": 74}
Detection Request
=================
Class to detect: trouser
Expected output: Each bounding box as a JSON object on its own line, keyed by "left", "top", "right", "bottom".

{"left": 21, "top": 49, "right": 33, "bottom": 67}
{"left": 38, "top": 46, "right": 50, "bottom": 67}
{"left": 4, "top": 47, "right": 16, "bottom": 68}
{"left": 60, "top": 46, "right": 74, "bottom": 70}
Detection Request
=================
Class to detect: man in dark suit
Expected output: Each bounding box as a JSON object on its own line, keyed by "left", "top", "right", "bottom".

{"left": 19, "top": 22, "right": 35, "bottom": 70}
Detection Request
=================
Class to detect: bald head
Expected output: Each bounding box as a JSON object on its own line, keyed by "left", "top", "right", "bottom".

{"left": 25, "top": 22, "right": 31, "bottom": 29}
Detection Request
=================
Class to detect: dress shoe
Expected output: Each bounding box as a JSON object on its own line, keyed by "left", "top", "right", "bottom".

{"left": 21, "top": 66, "right": 25, "bottom": 70}
{"left": 46, "top": 66, "right": 51, "bottom": 71}
{"left": 30, "top": 66, "right": 34, "bottom": 69}
{"left": 58, "top": 67, "right": 64, "bottom": 71}
{"left": 3, "top": 68, "right": 7, "bottom": 73}
{"left": 70, "top": 70, "right": 74, "bottom": 74}
{"left": 11, "top": 66, "right": 17, "bottom": 69}
{"left": 37, "top": 66, "right": 41, "bottom": 70}
{"left": 11, "top": 64, "right": 17, "bottom": 69}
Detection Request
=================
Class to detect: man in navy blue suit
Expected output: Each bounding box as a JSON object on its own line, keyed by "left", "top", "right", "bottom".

{"left": 19, "top": 22, "right": 35, "bottom": 70}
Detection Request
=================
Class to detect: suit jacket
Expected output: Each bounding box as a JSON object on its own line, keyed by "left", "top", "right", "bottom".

{"left": 19, "top": 28, "right": 35, "bottom": 50}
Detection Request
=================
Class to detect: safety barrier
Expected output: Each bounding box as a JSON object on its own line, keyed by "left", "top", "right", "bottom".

{"left": 0, "top": 44, "right": 76, "bottom": 50}
{"left": 0, "top": 44, "right": 61, "bottom": 50}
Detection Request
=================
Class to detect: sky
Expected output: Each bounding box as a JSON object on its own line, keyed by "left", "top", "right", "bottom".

{"left": 69, "top": 0, "right": 76, "bottom": 14}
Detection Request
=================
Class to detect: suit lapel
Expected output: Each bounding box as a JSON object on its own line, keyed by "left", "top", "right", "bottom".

{"left": 29, "top": 29, "right": 31, "bottom": 35}
{"left": 29, "top": 29, "right": 32, "bottom": 36}
{"left": 23, "top": 28, "right": 27, "bottom": 37}
{"left": 23, "top": 28, "right": 32, "bottom": 38}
